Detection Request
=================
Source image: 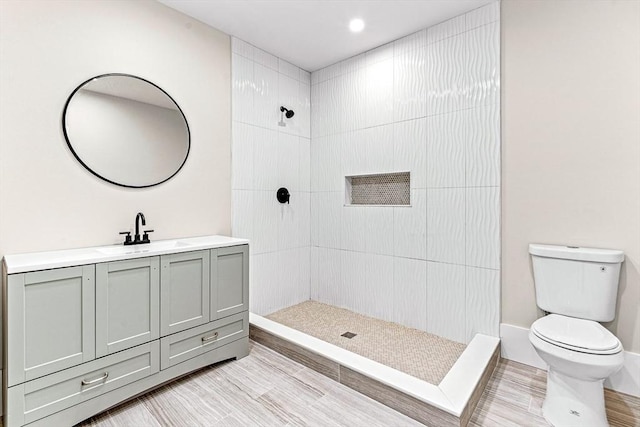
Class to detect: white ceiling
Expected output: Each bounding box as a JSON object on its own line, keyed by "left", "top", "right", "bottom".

{"left": 158, "top": 0, "right": 492, "bottom": 71}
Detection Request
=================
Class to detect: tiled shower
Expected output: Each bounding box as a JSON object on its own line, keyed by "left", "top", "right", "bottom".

{"left": 232, "top": 2, "right": 500, "bottom": 345}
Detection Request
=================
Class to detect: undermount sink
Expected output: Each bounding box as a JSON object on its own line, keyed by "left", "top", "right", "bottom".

{"left": 95, "top": 240, "right": 192, "bottom": 256}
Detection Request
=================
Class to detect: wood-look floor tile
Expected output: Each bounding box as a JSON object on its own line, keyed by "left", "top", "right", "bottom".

{"left": 67, "top": 341, "right": 639, "bottom": 427}
{"left": 211, "top": 414, "right": 246, "bottom": 427}
{"left": 140, "top": 379, "right": 229, "bottom": 426}
{"left": 84, "top": 397, "right": 161, "bottom": 427}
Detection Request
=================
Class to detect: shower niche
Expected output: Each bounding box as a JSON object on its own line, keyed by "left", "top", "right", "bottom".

{"left": 345, "top": 172, "right": 410, "bottom": 206}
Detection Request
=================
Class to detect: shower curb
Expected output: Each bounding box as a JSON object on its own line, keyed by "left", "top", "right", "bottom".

{"left": 249, "top": 315, "right": 500, "bottom": 427}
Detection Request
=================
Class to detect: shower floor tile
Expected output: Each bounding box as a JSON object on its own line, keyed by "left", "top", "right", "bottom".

{"left": 266, "top": 300, "right": 466, "bottom": 385}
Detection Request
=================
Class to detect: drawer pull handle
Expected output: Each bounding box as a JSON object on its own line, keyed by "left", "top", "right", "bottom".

{"left": 202, "top": 332, "right": 219, "bottom": 343}
{"left": 81, "top": 372, "right": 109, "bottom": 386}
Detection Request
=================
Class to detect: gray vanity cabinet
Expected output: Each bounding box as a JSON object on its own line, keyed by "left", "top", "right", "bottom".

{"left": 6, "top": 265, "right": 96, "bottom": 387}
{"left": 95, "top": 257, "right": 160, "bottom": 357}
{"left": 160, "top": 250, "right": 210, "bottom": 336}
{"left": 3, "top": 237, "right": 249, "bottom": 427}
{"left": 210, "top": 245, "right": 249, "bottom": 320}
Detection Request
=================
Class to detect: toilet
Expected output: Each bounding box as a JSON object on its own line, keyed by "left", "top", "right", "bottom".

{"left": 528, "top": 244, "right": 625, "bottom": 427}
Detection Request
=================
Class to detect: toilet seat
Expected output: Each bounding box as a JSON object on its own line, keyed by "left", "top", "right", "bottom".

{"left": 531, "top": 314, "right": 622, "bottom": 355}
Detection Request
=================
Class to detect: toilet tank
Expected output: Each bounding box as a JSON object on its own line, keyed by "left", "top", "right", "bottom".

{"left": 529, "top": 244, "right": 624, "bottom": 322}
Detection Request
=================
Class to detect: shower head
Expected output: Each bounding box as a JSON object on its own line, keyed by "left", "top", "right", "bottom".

{"left": 280, "top": 106, "right": 295, "bottom": 119}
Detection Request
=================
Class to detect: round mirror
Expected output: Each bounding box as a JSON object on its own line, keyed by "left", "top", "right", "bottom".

{"left": 63, "top": 74, "right": 190, "bottom": 188}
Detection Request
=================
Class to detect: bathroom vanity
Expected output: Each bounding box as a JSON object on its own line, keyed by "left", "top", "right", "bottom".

{"left": 2, "top": 235, "right": 249, "bottom": 426}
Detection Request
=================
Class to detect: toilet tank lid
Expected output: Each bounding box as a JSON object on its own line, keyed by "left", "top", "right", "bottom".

{"left": 529, "top": 244, "right": 624, "bottom": 263}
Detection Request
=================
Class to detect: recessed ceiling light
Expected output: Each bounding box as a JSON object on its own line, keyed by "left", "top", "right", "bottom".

{"left": 349, "top": 18, "right": 365, "bottom": 33}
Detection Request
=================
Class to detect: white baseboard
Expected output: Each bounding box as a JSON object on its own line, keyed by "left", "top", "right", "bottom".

{"left": 500, "top": 323, "right": 640, "bottom": 398}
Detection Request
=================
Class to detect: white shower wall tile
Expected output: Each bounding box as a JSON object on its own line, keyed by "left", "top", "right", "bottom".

{"left": 365, "top": 253, "right": 394, "bottom": 321}
{"left": 299, "top": 137, "right": 311, "bottom": 192}
{"left": 366, "top": 43, "right": 394, "bottom": 66}
{"left": 313, "top": 135, "right": 340, "bottom": 192}
{"left": 393, "top": 257, "right": 427, "bottom": 330}
{"left": 277, "top": 248, "right": 310, "bottom": 310}
{"left": 310, "top": 192, "right": 319, "bottom": 246}
{"left": 466, "top": 104, "right": 500, "bottom": 187}
{"left": 310, "top": 136, "right": 324, "bottom": 192}
{"left": 341, "top": 250, "right": 368, "bottom": 313}
{"left": 252, "top": 127, "right": 278, "bottom": 190}
{"left": 254, "top": 63, "right": 280, "bottom": 130}
{"left": 278, "top": 58, "right": 300, "bottom": 79}
{"left": 231, "top": 54, "right": 254, "bottom": 124}
{"left": 427, "top": 261, "right": 466, "bottom": 343}
{"left": 299, "top": 83, "right": 311, "bottom": 138}
{"left": 326, "top": 77, "right": 343, "bottom": 135}
{"left": 254, "top": 47, "right": 278, "bottom": 70}
{"left": 250, "top": 252, "right": 279, "bottom": 315}
{"left": 298, "top": 192, "right": 311, "bottom": 247}
{"left": 427, "top": 111, "right": 466, "bottom": 188}
{"left": 231, "top": 190, "right": 253, "bottom": 241}
{"left": 465, "top": 266, "right": 500, "bottom": 341}
{"left": 466, "top": 22, "right": 500, "bottom": 108}
{"left": 340, "top": 53, "right": 366, "bottom": 75}
{"left": 427, "top": 188, "right": 466, "bottom": 264}
{"left": 366, "top": 124, "right": 395, "bottom": 175}
{"left": 277, "top": 197, "right": 300, "bottom": 251}
{"left": 326, "top": 133, "right": 343, "bottom": 192}
{"left": 310, "top": 246, "right": 319, "bottom": 300}
{"left": 365, "top": 58, "right": 394, "bottom": 128}
{"left": 426, "top": 15, "right": 466, "bottom": 44}
{"left": 394, "top": 48, "right": 426, "bottom": 122}
{"left": 252, "top": 191, "right": 279, "bottom": 255}
{"left": 316, "top": 191, "right": 342, "bottom": 249}
{"left": 311, "top": 81, "right": 328, "bottom": 138}
{"left": 466, "top": 2, "right": 500, "bottom": 32}
{"left": 341, "top": 70, "right": 367, "bottom": 132}
{"left": 311, "top": 66, "right": 326, "bottom": 85}
{"left": 341, "top": 205, "right": 367, "bottom": 252}
{"left": 278, "top": 74, "right": 301, "bottom": 136}
{"left": 231, "top": 37, "right": 254, "bottom": 59}
{"left": 316, "top": 248, "right": 342, "bottom": 307}
{"left": 277, "top": 248, "right": 302, "bottom": 308}
{"left": 298, "top": 246, "right": 311, "bottom": 301}
{"left": 366, "top": 207, "right": 394, "bottom": 256}
{"left": 394, "top": 29, "right": 427, "bottom": 57}
{"left": 394, "top": 118, "right": 426, "bottom": 188}
{"left": 466, "top": 187, "right": 500, "bottom": 269}
{"left": 341, "top": 130, "right": 368, "bottom": 177}
{"left": 393, "top": 189, "right": 427, "bottom": 259}
{"left": 299, "top": 69, "right": 311, "bottom": 85}
{"left": 231, "top": 122, "right": 254, "bottom": 190}
{"left": 426, "top": 34, "right": 466, "bottom": 115}
{"left": 277, "top": 132, "right": 299, "bottom": 191}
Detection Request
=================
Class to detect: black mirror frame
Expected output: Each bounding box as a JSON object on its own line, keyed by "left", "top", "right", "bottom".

{"left": 62, "top": 73, "right": 191, "bottom": 189}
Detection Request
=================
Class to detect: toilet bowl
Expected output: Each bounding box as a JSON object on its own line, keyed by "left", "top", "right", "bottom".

{"left": 529, "top": 314, "right": 624, "bottom": 426}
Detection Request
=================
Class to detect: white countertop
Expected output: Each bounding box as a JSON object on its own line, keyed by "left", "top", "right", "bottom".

{"left": 2, "top": 235, "right": 249, "bottom": 274}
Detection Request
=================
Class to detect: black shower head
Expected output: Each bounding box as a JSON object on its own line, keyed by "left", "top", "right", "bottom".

{"left": 280, "top": 106, "right": 295, "bottom": 119}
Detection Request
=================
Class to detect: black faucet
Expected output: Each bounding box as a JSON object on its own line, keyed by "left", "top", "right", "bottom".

{"left": 135, "top": 212, "right": 145, "bottom": 243}
{"left": 120, "top": 212, "right": 153, "bottom": 245}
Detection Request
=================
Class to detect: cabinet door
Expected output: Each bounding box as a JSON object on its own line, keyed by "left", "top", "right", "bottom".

{"left": 210, "top": 245, "right": 249, "bottom": 321}
{"left": 6, "top": 265, "right": 95, "bottom": 387}
{"left": 96, "top": 257, "right": 159, "bottom": 357}
{"left": 160, "top": 250, "right": 210, "bottom": 336}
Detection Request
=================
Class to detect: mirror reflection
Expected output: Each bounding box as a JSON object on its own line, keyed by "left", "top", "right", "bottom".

{"left": 63, "top": 74, "right": 190, "bottom": 188}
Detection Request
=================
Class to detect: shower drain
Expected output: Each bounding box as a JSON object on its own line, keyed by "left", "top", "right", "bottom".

{"left": 341, "top": 332, "right": 357, "bottom": 339}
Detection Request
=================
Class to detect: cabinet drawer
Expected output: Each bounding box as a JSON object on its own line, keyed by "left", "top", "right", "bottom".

{"left": 161, "top": 311, "right": 248, "bottom": 370}
{"left": 7, "top": 341, "right": 159, "bottom": 426}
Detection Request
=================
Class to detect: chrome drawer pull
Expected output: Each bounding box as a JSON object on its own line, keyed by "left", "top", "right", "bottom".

{"left": 81, "top": 372, "right": 109, "bottom": 386}
{"left": 201, "top": 332, "right": 219, "bottom": 343}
